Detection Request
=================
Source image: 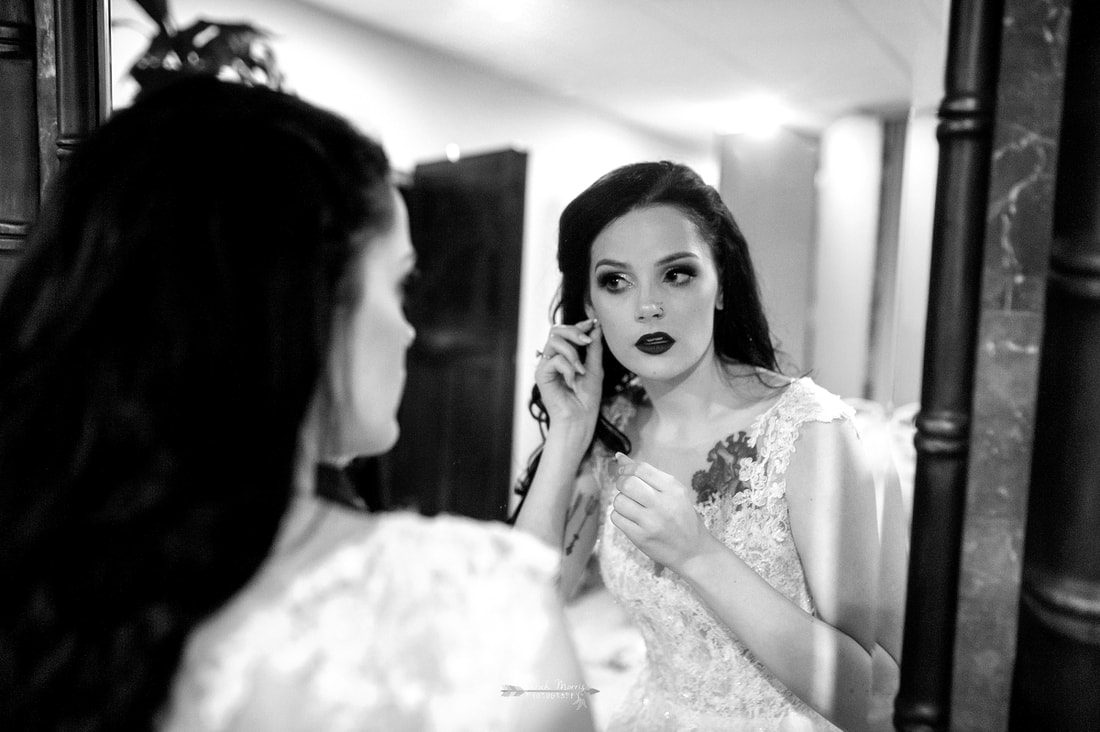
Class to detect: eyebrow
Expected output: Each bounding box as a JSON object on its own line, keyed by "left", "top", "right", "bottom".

{"left": 593, "top": 251, "right": 701, "bottom": 269}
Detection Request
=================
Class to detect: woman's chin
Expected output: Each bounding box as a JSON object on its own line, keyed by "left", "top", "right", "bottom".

{"left": 379, "top": 424, "right": 400, "bottom": 455}
{"left": 368, "top": 422, "right": 401, "bottom": 457}
{"left": 338, "top": 420, "right": 400, "bottom": 461}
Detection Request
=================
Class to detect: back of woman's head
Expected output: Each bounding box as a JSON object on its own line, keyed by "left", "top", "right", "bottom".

{"left": 0, "top": 78, "right": 392, "bottom": 730}
{"left": 556, "top": 160, "right": 778, "bottom": 394}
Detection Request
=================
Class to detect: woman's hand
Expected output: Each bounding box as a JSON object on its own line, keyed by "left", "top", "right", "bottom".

{"left": 535, "top": 318, "right": 603, "bottom": 444}
{"left": 516, "top": 319, "right": 604, "bottom": 590}
{"left": 609, "top": 452, "right": 713, "bottom": 573}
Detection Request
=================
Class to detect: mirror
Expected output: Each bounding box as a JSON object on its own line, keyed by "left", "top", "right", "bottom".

{"left": 106, "top": 2, "right": 948, "bottom": 728}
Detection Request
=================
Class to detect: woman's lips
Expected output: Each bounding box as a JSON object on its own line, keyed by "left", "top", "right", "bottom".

{"left": 634, "top": 332, "right": 675, "bottom": 355}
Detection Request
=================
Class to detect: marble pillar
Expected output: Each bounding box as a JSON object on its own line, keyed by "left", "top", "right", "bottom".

{"left": 950, "top": 2, "right": 1070, "bottom": 730}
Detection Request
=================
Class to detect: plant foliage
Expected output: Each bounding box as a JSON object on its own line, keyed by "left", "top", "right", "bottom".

{"left": 127, "top": 0, "right": 284, "bottom": 98}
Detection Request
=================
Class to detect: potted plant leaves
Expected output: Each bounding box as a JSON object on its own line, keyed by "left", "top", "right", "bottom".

{"left": 124, "top": 0, "right": 284, "bottom": 98}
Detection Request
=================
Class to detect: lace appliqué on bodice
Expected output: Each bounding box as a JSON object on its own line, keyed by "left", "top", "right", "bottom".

{"left": 593, "top": 377, "right": 852, "bottom": 731}
{"left": 159, "top": 511, "right": 559, "bottom": 732}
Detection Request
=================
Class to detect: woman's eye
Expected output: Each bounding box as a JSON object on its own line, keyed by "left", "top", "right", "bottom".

{"left": 665, "top": 267, "right": 697, "bottom": 285}
{"left": 597, "top": 273, "right": 630, "bottom": 292}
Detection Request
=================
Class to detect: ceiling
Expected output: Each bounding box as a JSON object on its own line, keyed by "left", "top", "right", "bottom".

{"left": 297, "top": 0, "right": 947, "bottom": 145}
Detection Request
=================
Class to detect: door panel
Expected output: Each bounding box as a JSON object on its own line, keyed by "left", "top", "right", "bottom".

{"left": 381, "top": 149, "right": 526, "bottom": 522}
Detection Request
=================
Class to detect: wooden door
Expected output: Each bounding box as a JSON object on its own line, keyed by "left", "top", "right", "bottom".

{"left": 0, "top": 1, "right": 107, "bottom": 297}
{"left": 380, "top": 149, "right": 526, "bottom": 522}
{"left": 0, "top": 0, "right": 39, "bottom": 292}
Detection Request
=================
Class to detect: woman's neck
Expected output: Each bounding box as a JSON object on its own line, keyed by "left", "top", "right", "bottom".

{"left": 276, "top": 396, "right": 337, "bottom": 553}
{"left": 291, "top": 391, "right": 355, "bottom": 499}
{"left": 293, "top": 407, "right": 322, "bottom": 499}
{"left": 638, "top": 354, "right": 767, "bottom": 443}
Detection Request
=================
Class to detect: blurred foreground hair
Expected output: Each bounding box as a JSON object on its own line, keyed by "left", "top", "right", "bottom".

{"left": 0, "top": 78, "right": 392, "bottom": 731}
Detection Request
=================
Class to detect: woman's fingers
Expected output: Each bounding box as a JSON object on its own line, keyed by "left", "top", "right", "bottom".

{"left": 586, "top": 320, "right": 603, "bottom": 379}
{"left": 615, "top": 474, "right": 656, "bottom": 508}
{"left": 542, "top": 352, "right": 580, "bottom": 390}
{"left": 541, "top": 321, "right": 596, "bottom": 367}
{"left": 546, "top": 320, "right": 596, "bottom": 352}
{"left": 609, "top": 505, "right": 643, "bottom": 535}
{"left": 535, "top": 318, "right": 603, "bottom": 394}
{"left": 614, "top": 453, "right": 677, "bottom": 493}
{"left": 540, "top": 335, "right": 584, "bottom": 374}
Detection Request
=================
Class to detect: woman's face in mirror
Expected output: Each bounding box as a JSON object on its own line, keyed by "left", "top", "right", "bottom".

{"left": 331, "top": 187, "right": 417, "bottom": 458}
{"left": 587, "top": 205, "right": 722, "bottom": 382}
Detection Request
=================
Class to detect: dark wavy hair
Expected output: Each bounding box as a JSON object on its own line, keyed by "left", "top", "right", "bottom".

{"left": 511, "top": 161, "right": 779, "bottom": 515}
{"left": 0, "top": 78, "right": 392, "bottom": 730}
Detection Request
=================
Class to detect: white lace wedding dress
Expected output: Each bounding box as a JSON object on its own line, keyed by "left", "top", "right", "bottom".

{"left": 158, "top": 506, "right": 561, "bottom": 731}
{"left": 593, "top": 377, "right": 849, "bottom": 731}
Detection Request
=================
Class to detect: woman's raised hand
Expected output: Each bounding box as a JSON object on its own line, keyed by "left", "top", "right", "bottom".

{"left": 535, "top": 318, "right": 603, "bottom": 442}
{"left": 609, "top": 452, "right": 713, "bottom": 573}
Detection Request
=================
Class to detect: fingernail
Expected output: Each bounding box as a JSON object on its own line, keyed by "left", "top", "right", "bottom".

{"left": 575, "top": 362, "right": 587, "bottom": 374}
{"left": 580, "top": 335, "right": 593, "bottom": 344}
{"left": 614, "top": 451, "right": 631, "bottom": 475}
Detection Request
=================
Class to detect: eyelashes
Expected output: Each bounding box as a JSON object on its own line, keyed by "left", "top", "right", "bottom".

{"left": 596, "top": 272, "right": 628, "bottom": 291}
{"left": 594, "top": 266, "right": 698, "bottom": 292}
{"left": 665, "top": 266, "right": 698, "bottom": 284}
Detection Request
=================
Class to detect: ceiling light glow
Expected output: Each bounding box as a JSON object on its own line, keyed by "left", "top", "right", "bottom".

{"left": 717, "top": 97, "right": 791, "bottom": 136}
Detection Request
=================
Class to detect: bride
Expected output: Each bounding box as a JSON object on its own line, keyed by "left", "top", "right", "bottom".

{"left": 0, "top": 78, "right": 593, "bottom": 732}
{"left": 514, "top": 161, "right": 906, "bottom": 731}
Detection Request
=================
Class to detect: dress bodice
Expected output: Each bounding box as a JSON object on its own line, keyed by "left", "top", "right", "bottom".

{"left": 159, "top": 507, "right": 560, "bottom": 731}
{"left": 593, "top": 377, "right": 851, "bottom": 731}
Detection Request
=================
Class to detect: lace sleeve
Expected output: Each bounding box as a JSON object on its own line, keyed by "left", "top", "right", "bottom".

{"left": 721, "top": 378, "right": 857, "bottom": 561}
{"left": 750, "top": 378, "right": 854, "bottom": 482}
{"left": 163, "top": 512, "right": 561, "bottom": 732}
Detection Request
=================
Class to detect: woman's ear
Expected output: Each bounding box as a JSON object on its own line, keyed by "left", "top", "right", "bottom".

{"left": 716, "top": 288, "right": 725, "bottom": 311}
{"left": 584, "top": 301, "right": 596, "bottom": 320}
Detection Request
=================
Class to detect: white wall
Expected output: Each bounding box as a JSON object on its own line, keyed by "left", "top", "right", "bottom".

{"left": 718, "top": 130, "right": 819, "bottom": 373}
{"left": 805, "top": 7, "right": 944, "bottom": 408}
{"left": 109, "top": 0, "right": 715, "bottom": 488}
{"left": 810, "top": 116, "right": 885, "bottom": 399}
{"left": 891, "top": 113, "right": 938, "bottom": 408}
{"left": 888, "top": 18, "right": 948, "bottom": 409}
{"left": 718, "top": 109, "right": 939, "bottom": 408}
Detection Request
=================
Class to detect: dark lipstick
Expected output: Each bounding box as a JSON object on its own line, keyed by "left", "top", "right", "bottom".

{"left": 634, "top": 332, "right": 675, "bottom": 355}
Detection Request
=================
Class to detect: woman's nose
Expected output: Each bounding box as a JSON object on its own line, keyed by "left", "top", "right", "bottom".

{"left": 636, "top": 300, "right": 665, "bottom": 321}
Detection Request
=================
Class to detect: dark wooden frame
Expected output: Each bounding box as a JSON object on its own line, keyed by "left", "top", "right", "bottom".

{"left": 1010, "top": 2, "right": 1100, "bottom": 728}
{"left": 0, "top": 0, "right": 107, "bottom": 296}
{"left": 0, "top": 0, "right": 39, "bottom": 276}
{"left": 50, "top": 0, "right": 109, "bottom": 166}
{"left": 895, "top": 0, "right": 1005, "bottom": 730}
